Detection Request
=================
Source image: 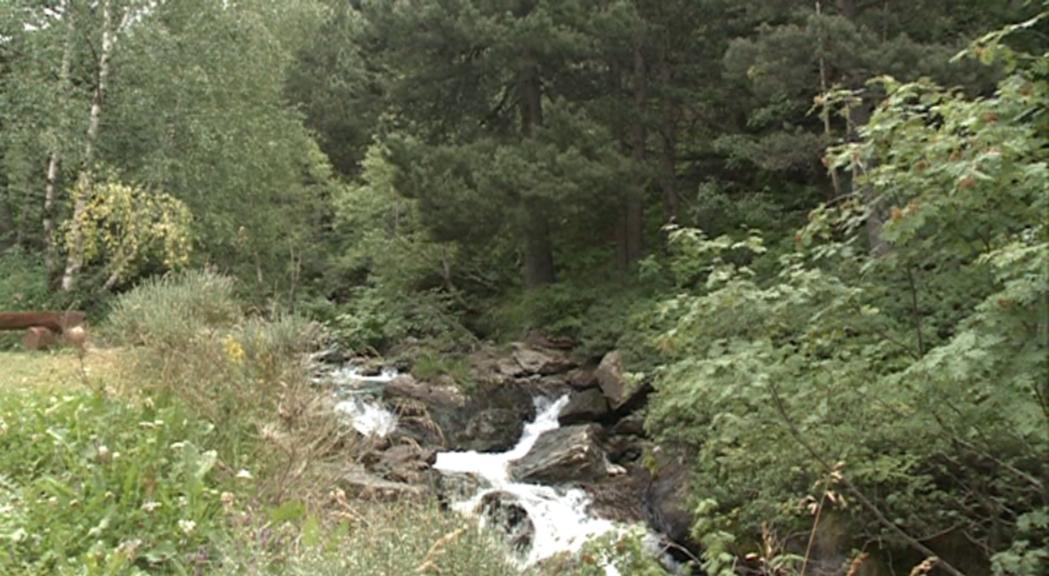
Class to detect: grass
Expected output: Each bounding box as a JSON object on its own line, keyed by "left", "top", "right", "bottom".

{"left": 0, "top": 348, "right": 132, "bottom": 394}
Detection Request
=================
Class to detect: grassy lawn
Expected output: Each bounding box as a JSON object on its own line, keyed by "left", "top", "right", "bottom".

{"left": 0, "top": 347, "right": 130, "bottom": 393}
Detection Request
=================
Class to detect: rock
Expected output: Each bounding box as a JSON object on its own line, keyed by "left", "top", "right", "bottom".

{"left": 385, "top": 375, "right": 465, "bottom": 410}
{"left": 477, "top": 491, "right": 535, "bottom": 553}
{"left": 604, "top": 434, "right": 645, "bottom": 463}
{"left": 460, "top": 408, "right": 528, "bottom": 452}
{"left": 611, "top": 412, "right": 646, "bottom": 437}
{"left": 509, "top": 425, "right": 608, "bottom": 484}
{"left": 335, "top": 466, "right": 427, "bottom": 500}
{"left": 356, "top": 358, "right": 385, "bottom": 377}
{"left": 369, "top": 443, "right": 436, "bottom": 485}
{"left": 595, "top": 350, "right": 649, "bottom": 410}
{"left": 436, "top": 472, "right": 485, "bottom": 506}
{"left": 447, "top": 381, "right": 536, "bottom": 452}
{"left": 583, "top": 465, "right": 648, "bottom": 524}
{"left": 566, "top": 367, "right": 599, "bottom": 390}
{"left": 23, "top": 326, "right": 57, "bottom": 351}
{"left": 512, "top": 342, "right": 575, "bottom": 376}
{"left": 643, "top": 445, "right": 699, "bottom": 556}
{"left": 557, "top": 389, "right": 609, "bottom": 426}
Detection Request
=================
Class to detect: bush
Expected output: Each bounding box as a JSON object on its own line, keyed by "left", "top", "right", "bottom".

{"left": 0, "top": 390, "right": 232, "bottom": 574}
{"left": 106, "top": 269, "right": 241, "bottom": 348}
{"left": 0, "top": 248, "right": 50, "bottom": 310}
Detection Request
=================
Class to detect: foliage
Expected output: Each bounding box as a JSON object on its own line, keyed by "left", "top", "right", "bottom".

{"left": 568, "top": 529, "right": 667, "bottom": 576}
{"left": 0, "top": 390, "right": 231, "bottom": 575}
{"left": 0, "top": 248, "right": 49, "bottom": 310}
{"left": 646, "top": 30, "right": 1048, "bottom": 571}
{"left": 106, "top": 269, "right": 241, "bottom": 349}
{"left": 64, "top": 176, "right": 192, "bottom": 289}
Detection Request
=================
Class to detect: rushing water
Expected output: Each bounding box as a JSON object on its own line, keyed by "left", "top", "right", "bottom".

{"left": 434, "top": 395, "right": 618, "bottom": 567}
{"left": 328, "top": 364, "right": 399, "bottom": 437}
{"left": 325, "top": 364, "right": 643, "bottom": 572}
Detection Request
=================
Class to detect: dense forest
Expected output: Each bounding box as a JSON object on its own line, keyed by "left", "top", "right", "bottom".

{"left": 0, "top": 1, "right": 1046, "bottom": 575}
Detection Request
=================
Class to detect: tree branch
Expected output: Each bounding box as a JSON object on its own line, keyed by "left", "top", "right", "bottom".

{"left": 767, "top": 382, "right": 969, "bottom": 576}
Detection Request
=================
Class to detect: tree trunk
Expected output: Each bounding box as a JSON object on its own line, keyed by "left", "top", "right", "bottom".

{"left": 815, "top": 0, "right": 842, "bottom": 202}
{"left": 523, "top": 206, "right": 556, "bottom": 288}
{"left": 44, "top": 0, "right": 76, "bottom": 282}
{"left": 847, "top": 102, "right": 887, "bottom": 256}
{"left": 656, "top": 51, "right": 679, "bottom": 225}
{"left": 62, "top": 0, "right": 120, "bottom": 292}
{"left": 625, "top": 42, "right": 645, "bottom": 267}
{"left": 0, "top": 192, "right": 14, "bottom": 248}
{"left": 519, "top": 61, "right": 555, "bottom": 287}
{"left": 833, "top": 0, "right": 886, "bottom": 256}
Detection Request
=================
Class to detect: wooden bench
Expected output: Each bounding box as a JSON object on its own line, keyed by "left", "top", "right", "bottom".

{"left": 0, "top": 312, "right": 88, "bottom": 351}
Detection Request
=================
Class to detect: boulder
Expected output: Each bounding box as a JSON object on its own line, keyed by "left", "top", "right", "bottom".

{"left": 509, "top": 425, "right": 608, "bottom": 484}
{"left": 459, "top": 408, "right": 528, "bottom": 452}
{"left": 557, "top": 389, "right": 610, "bottom": 426}
{"left": 583, "top": 465, "right": 648, "bottom": 524}
{"left": 611, "top": 412, "right": 646, "bottom": 437}
{"left": 335, "top": 466, "right": 427, "bottom": 501}
{"left": 368, "top": 443, "right": 436, "bottom": 485}
{"left": 603, "top": 434, "right": 645, "bottom": 463}
{"left": 477, "top": 491, "right": 535, "bottom": 553}
{"left": 643, "top": 445, "right": 699, "bottom": 556}
{"left": 566, "top": 367, "right": 599, "bottom": 390}
{"left": 512, "top": 342, "right": 575, "bottom": 376}
{"left": 384, "top": 375, "right": 465, "bottom": 410}
{"left": 436, "top": 472, "right": 485, "bottom": 506}
{"left": 595, "top": 350, "right": 649, "bottom": 410}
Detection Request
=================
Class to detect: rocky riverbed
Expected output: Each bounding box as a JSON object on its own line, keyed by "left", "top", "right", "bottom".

{"left": 319, "top": 340, "right": 696, "bottom": 573}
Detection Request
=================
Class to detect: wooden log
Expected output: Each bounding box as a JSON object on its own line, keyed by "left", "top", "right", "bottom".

{"left": 0, "top": 311, "right": 86, "bottom": 334}
{"left": 23, "top": 327, "right": 58, "bottom": 351}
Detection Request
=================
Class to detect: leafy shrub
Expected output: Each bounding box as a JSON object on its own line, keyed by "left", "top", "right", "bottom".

{"left": 333, "top": 285, "right": 472, "bottom": 352}
{"left": 106, "top": 269, "right": 241, "bottom": 348}
{"left": 0, "top": 391, "right": 232, "bottom": 574}
{"left": 646, "top": 37, "right": 1048, "bottom": 571}
{"left": 0, "top": 248, "right": 50, "bottom": 310}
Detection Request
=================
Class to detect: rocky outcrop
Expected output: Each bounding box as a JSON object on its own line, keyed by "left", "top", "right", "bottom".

{"left": 477, "top": 491, "right": 535, "bottom": 553}
{"left": 512, "top": 342, "right": 575, "bottom": 375}
{"left": 510, "top": 425, "right": 608, "bottom": 484}
{"left": 557, "top": 389, "right": 609, "bottom": 426}
{"left": 595, "top": 350, "right": 651, "bottom": 412}
{"left": 335, "top": 465, "right": 428, "bottom": 500}
{"left": 460, "top": 408, "right": 528, "bottom": 452}
{"left": 643, "top": 446, "right": 698, "bottom": 556}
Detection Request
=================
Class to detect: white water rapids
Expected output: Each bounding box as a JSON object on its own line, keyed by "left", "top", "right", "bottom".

{"left": 326, "top": 364, "right": 649, "bottom": 573}
{"left": 434, "top": 395, "right": 618, "bottom": 567}
{"left": 330, "top": 365, "right": 399, "bottom": 437}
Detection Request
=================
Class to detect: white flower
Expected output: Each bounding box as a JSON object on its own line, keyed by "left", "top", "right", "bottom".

{"left": 141, "top": 501, "right": 162, "bottom": 513}
{"left": 178, "top": 519, "right": 196, "bottom": 535}
{"left": 236, "top": 469, "right": 253, "bottom": 480}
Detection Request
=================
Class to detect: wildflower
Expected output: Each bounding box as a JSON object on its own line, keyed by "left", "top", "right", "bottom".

{"left": 178, "top": 519, "right": 196, "bottom": 535}
{"left": 223, "top": 335, "right": 246, "bottom": 365}
{"left": 236, "top": 469, "right": 253, "bottom": 480}
{"left": 142, "top": 501, "right": 162, "bottom": 513}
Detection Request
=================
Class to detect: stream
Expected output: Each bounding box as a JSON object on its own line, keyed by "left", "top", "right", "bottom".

{"left": 327, "top": 365, "right": 626, "bottom": 570}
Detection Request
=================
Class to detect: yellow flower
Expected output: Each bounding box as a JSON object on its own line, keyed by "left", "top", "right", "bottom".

{"left": 223, "top": 335, "right": 245, "bottom": 365}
